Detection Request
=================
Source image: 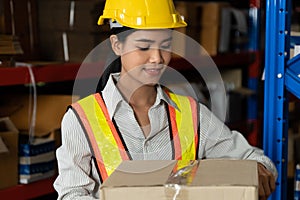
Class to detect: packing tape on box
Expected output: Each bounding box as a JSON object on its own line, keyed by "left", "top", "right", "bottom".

{"left": 164, "top": 160, "right": 199, "bottom": 200}
{"left": 164, "top": 184, "right": 186, "bottom": 200}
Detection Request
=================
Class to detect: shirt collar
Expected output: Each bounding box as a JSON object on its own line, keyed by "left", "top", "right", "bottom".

{"left": 101, "top": 73, "right": 124, "bottom": 120}
{"left": 101, "top": 73, "right": 179, "bottom": 120}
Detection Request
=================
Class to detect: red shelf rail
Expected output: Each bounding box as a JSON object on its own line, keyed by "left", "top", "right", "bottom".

{"left": 0, "top": 176, "right": 56, "bottom": 199}
{"left": 0, "top": 63, "right": 83, "bottom": 86}
{"left": 0, "top": 52, "right": 255, "bottom": 86}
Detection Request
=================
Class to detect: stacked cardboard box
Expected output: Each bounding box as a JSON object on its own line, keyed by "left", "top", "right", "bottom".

{"left": 0, "top": 0, "right": 39, "bottom": 60}
{"left": 0, "top": 35, "right": 23, "bottom": 55}
{"left": 0, "top": 34, "right": 23, "bottom": 67}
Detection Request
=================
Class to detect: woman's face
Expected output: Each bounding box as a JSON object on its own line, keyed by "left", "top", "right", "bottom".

{"left": 111, "top": 29, "right": 172, "bottom": 86}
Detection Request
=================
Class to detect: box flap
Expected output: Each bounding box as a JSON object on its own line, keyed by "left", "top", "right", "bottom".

{"left": 0, "top": 117, "right": 18, "bottom": 154}
{"left": 102, "top": 159, "right": 258, "bottom": 188}
{"left": 192, "top": 159, "right": 258, "bottom": 187}
{"left": 101, "top": 160, "right": 177, "bottom": 188}
{"left": 0, "top": 137, "right": 9, "bottom": 154}
{"left": 0, "top": 117, "right": 19, "bottom": 134}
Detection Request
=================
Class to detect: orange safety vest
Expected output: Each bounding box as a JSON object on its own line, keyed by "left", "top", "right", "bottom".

{"left": 71, "top": 90, "right": 199, "bottom": 183}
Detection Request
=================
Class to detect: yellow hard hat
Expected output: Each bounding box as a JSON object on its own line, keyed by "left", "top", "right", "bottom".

{"left": 98, "top": 0, "right": 187, "bottom": 29}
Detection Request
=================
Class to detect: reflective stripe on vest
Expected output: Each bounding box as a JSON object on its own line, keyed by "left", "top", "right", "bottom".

{"left": 166, "top": 91, "right": 198, "bottom": 161}
{"left": 72, "top": 93, "right": 130, "bottom": 182}
{"left": 71, "top": 91, "right": 199, "bottom": 182}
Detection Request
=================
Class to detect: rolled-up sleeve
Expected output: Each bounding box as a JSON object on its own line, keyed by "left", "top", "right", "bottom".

{"left": 198, "top": 104, "right": 278, "bottom": 179}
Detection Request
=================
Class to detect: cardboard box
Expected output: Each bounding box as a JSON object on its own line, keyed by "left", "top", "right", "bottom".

{"left": 100, "top": 159, "right": 258, "bottom": 200}
{"left": 7, "top": 95, "right": 78, "bottom": 137}
{"left": 0, "top": 95, "right": 79, "bottom": 164}
{"left": 174, "top": 1, "right": 230, "bottom": 56}
{"left": 0, "top": 117, "right": 19, "bottom": 189}
{"left": 200, "top": 25, "right": 220, "bottom": 56}
{"left": 199, "top": 2, "right": 230, "bottom": 56}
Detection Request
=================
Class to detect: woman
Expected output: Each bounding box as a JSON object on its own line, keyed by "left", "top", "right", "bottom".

{"left": 54, "top": 0, "right": 277, "bottom": 199}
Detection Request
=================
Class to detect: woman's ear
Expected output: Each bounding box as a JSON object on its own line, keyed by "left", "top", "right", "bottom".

{"left": 110, "top": 35, "right": 122, "bottom": 56}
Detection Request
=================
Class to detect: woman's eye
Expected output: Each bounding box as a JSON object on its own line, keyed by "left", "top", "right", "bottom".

{"left": 137, "top": 46, "right": 150, "bottom": 51}
{"left": 161, "top": 44, "right": 171, "bottom": 50}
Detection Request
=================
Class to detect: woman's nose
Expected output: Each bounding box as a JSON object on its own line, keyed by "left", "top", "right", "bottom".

{"left": 149, "top": 48, "right": 163, "bottom": 64}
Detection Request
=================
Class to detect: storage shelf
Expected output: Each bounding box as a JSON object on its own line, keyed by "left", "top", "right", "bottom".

{"left": 0, "top": 62, "right": 86, "bottom": 86}
{"left": 0, "top": 52, "right": 256, "bottom": 86}
{"left": 0, "top": 176, "right": 56, "bottom": 200}
{"left": 286, "top": 54, "right": 300, "bottom": 99}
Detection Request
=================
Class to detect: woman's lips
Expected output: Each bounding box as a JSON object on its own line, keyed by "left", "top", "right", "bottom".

{"left": 143, "top": 64, "right": 165, "bottom": 76}
{"left": 144, "top": 68, "right": 162, "bottom": 75}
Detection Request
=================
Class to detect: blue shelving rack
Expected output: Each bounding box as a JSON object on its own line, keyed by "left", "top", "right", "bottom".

{"left": 263, "top": 0, "right": 299, "bottom": 200}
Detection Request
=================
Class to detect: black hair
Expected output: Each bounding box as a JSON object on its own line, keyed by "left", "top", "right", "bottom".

{"left": 96, "top": 26, "right": 136, "bottom": 92}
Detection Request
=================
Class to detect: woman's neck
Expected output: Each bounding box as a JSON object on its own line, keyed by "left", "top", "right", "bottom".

{"left": 117, "top": 80, "right": 157, "bottom": 107}
{"left": 116, "top": 78, "right": 157, "bottom": 138}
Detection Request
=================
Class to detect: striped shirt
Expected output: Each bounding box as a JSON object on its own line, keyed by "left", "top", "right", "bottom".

{"left": 54, "top": 73, "right": 277, "bottom": 200}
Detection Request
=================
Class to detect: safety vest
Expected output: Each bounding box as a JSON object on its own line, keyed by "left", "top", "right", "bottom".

{"left": 71, "top": 90, "right": 199, "bottom": 183}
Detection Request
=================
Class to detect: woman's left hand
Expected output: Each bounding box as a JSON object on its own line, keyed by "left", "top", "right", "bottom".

{"left": 258, "top": 162, "right": 276, "bottom": 200}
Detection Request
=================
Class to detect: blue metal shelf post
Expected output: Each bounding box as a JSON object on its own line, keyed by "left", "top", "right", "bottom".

{"left": 264, "top": 0, "right": 291, "bottom": 200}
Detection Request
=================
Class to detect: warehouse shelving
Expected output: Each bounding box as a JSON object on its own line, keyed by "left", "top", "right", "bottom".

{"left": 0, "top": 1, "right": 268, "bottom": 199}
{"left": 263, "top": 0, "right": 299, "bottom": 200}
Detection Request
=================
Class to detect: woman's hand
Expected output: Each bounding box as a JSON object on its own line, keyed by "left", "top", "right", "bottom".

{"left": 258, "top": 162, "right": 276, "bottom": 200}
